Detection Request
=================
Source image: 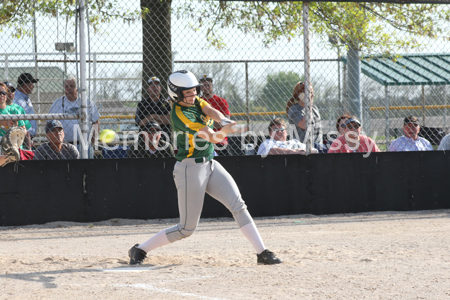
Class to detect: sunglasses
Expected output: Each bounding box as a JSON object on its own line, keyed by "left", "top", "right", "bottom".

{"left": 340, "top": 124, "right": 347, "bottom": 129}
{"left": 0, "top": 91, "right": 7, "bottom": 96}
{"left": 272, "top": 128, "right": 286, "bottom": 132}
{"left": 346, "top": 123, "right": 361, "bottom": 130}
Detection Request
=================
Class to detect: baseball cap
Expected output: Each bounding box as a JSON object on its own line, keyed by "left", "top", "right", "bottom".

{"left": 141, "top": 121, "right": 162, "bottom": 132}
{"left": 344, "top": 118, "right": 361, "bottom": 126}
{"left": 17, "top": 73, "right": 39, "bottom": 86}
{"left": 199, "top": 74, "right": 213, "bottom": 82}
{"left": 148, "top": 77, "right": 161, "bottom": 85}
{"left": 3, "top": 81, "right": 16, "bottom": 92}
{"left": 404, "top": 115, "right": 419, "bottom": 125}
{"left": 45, "top": 120, "right": 64, "bottom": 133}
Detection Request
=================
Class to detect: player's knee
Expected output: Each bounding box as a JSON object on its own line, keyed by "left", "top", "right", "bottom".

{"left": 166, "top": 225, "right": 196, "bottom": 243}
{"left": 232, "top": 207, "right": 253, "bottom": 228}
{"left": 180, "top": 228, "right": 195, "bottom": 238}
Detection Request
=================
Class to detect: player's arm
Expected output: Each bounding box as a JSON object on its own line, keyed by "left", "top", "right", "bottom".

{"left": 197, "top": 123, "right": 239, "bottom": 144}
{"left": 202, "top": 104, "right": 226, "bottom": 123}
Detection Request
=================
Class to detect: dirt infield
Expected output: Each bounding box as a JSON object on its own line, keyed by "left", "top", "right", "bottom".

{"left": 1, "top": 210, "right": 450, "bottom": 300}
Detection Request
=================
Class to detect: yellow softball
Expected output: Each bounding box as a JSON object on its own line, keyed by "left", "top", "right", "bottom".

{"left": 99, "top": 129, "right": 116, "bottom": 144}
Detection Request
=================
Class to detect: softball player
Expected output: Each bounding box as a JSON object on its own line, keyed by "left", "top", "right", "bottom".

{"left": 128, "top": 70, "right": 282, "bottom": 265}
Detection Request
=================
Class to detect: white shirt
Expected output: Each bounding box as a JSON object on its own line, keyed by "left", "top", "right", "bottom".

{"left": 49, "top": 96, "right": 100, "bottom": 142}
{"left": 388, "top": 135, "right": 433, "bottom": 152}
{"left": 257, "top": 139, "right": 306, "bottom": 156}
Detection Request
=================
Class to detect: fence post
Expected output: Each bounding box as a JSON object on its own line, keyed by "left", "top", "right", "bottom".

{"left": 303, "top": 1, "right": 313, "bottom": 153}
{"left": 245, "top": 61, "right": 249, "bottom": 131}
{"left": 385, "top": 86, "right": 390, "bottom": 147}
{"left": 79, "top": 0, "right": 89, "bottom": 159}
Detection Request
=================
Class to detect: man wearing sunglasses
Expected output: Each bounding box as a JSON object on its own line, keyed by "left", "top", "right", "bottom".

{"left": 257, "top": 118, "right": 315, "bottom": 157}
{"left": 388, "top": 116, "right": 433, "bottom": 152}
{"left": 328, "top": 117, "right": 380, "bottom": 154}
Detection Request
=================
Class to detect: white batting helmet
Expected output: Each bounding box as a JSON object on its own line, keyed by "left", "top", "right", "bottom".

{"left": 167, "top": 70, "right": 201, "bottom": 103}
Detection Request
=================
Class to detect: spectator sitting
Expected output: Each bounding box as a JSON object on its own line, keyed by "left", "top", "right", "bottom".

{"left": 13, "top": 73, "right": 38, "bottom": 138}
{"left": 33, "top": 120, "right": 79, "bottom": 160}
{"left": 0, "top": 82, "right": 27, "bottom": 140}
{"left": 49, "top": 77, "right": 100, "bottom": 158}
{"left": 199, "top": 74, "right": 231, "bottom": 156}
{"left": 438, "top": 132, "right": 450, "bottom": 151}
{"left": 389, "top": 116, "right": 433, "bottom": 152}
{"left": 328, "top": 117, "right": 380, "bottom": 154}
{"left": 257, "top": 118, "right": 317, "bottom": 157}
{"left": 4, "top": 81, "right": 32, "bottom": 149}
{"left": 286, "top": 81, "right": 323, "bottom": 145}
{"left": 127, "top": 121, "right": 174, "bottom": 158}
{"left": 336, "top": 114, "right": 352, "bottom": 137}
{"left": 135, "top": 76, "right": 172, "bottom": 142}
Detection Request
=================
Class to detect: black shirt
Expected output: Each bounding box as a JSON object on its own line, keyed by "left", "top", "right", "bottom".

{"left": 135, "top": 96, "right": 172, "bottom": 139}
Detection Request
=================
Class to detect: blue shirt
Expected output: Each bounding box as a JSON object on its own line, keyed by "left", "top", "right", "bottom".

{"left": 388, "top": 135, "right": 433, "bottom": 152}
{"left": 13, "top": 90, "right": 37, "bottom": 137}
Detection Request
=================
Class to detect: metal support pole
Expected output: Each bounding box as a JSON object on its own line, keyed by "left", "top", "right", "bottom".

{"left": 444, "top": 85, "right": 447, "bottom": 129}
{"left": 33, "top": 6, "right": 40, "bottom": 115}
{"left": 385, "top": 86, "right": 389, "bottom": 147}
{"left": 79, "top": 0, "right": 89, "bottom": 159}
{"left": 0, "top": 114, "right": 79, "bottom": 121}
{"left": 245, "top": 62, "right": 249, "bottom": 131}
{"left": 337, "top": 49, "right": 341, "bottom": 104}
{"left": 93, "top": 53, "right": 97, "bottom": 106}
{"left": 5, "top": 55, "right": 9, "bottom": 80}
{"left": 303, "top": 1, "right": 313, "bottom": 153}
{"left": 422, "top": 85, "right": 426, "bottom": 126}
{"left": 348, "top": 47, "right": 361, "bottom": 122}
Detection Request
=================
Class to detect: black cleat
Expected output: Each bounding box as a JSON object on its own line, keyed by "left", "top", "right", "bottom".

{"left": 257, "top": 249, "right": 282, "bottom": 265}
{"left": 128, "top": 244, "right": 147, "bottom": 265}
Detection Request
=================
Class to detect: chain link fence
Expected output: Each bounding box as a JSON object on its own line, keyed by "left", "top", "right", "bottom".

{"left": 1, "top": 1, "right": 450, "bottom": 159}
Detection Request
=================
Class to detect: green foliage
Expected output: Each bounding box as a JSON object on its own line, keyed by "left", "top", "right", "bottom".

{"left": 0, "top": 0, "right": 143, "bottom": 37}
{"left": 255, "top": 71, "right": 302, "bottom": 113}
{"left": 177, "top": 1, "right": 450, "bottom": 55}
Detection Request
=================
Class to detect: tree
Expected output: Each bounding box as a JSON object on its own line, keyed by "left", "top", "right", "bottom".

{"left": 256, "top": 71, "right": 302, "bottom": 113}
{"left": 140, "top": 0, "right": 172, "bottom": 98}
{"left": 177, "top": 1, "right": 450, "bottom": 54}
{"left": 0, "top": 0, "right": 143, "bottom": 37}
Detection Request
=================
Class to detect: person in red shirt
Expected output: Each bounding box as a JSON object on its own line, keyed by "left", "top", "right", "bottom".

{"left": 199, "top": 74, "right": 231, "bottom": 156}
{"left": 328, "top": 117, "right": 380, "bottom": 156}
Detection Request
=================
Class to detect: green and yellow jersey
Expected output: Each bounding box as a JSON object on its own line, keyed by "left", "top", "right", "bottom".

{"left": 171, "top": 97, "right": 214, "bottom": 161}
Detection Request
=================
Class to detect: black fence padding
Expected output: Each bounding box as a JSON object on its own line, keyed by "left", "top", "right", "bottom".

{"left": 1, "top": 151, "right": 450, "bottom": 226}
